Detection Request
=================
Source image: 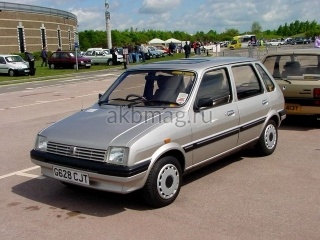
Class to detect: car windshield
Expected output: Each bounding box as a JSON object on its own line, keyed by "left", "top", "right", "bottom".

{"left": 263, "top": 54, "right": 320, "bottom": 80}
{"left": 69, "top": 52, "right": 82, "bottom": 57}
{"left": 5, "top": 55, "right": 24, "bottom": 63}
{"left": 99, "top": 70, "right": 196, "bottom": 108}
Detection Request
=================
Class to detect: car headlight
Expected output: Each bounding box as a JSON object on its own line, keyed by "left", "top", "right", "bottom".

{"left": 35, "top": 135, "right": 47, "bottom": 151}
{"left": 106, "top": 147, "right": 128, "bottom": 165}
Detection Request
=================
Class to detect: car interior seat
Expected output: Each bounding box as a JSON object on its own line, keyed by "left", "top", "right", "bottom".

{"left": 281, "top": 61, "right": 302, "bottom": 77}
{"left": 153, "top": 75, "right": 185, "bottom": 102}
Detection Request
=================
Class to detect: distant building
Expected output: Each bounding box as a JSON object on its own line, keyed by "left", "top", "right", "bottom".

{"left": 0, "top": 1, "right": 78, "bottom": 54}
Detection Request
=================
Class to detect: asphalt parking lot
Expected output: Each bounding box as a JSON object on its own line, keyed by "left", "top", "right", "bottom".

{"left": 0, "top": 67, "right": 319, "bottom": 240}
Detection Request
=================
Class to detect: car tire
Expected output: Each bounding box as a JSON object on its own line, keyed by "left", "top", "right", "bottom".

{"left": 255, "top": 120, "right": 278, "bottom": 156}
{"left": 8, "top": 69, "right": 15, "bottom": 77}
{"left": 49, "top": 64, "right": 55, "bottom": 69}
{"left": 73, "top": 64, "right": 77, "bottom": 69}
{"left": 143, "top": 156, "right": 182, "bottom": 208}
{"left": 107, "top": 59, "right": 113, "bottom": 66}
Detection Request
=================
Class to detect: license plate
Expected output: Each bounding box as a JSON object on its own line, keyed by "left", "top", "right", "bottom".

{"left": 285, "top": 103, "right": 301, "bottom": 113}
{"left": 85, "top": 64, "right": 91, "bottom": 66}
{"left": 53, "top": 166, "right": 89, "bottom": 185}
{"left": 24, "top": 69, "right": 30, "bottom": 72}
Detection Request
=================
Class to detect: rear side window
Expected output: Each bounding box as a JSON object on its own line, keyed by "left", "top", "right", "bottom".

{"left": 0, "top": 57, "right": 5, "bottom": 64}
{"left": 232, "top": 65, "right": 263, "bottom": 100}
{"left": 255, "top": 64, "right": 275, "bottom": 92}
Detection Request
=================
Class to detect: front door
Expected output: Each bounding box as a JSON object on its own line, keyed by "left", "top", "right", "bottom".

{"left": 189, "top": 68, "right": 239, "bottom": 165}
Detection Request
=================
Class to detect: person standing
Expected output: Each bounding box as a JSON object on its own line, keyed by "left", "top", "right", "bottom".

{"left": 169, "top": 41, "right": 175, "bottom": 56}
{"left": 140, "top": 43, "right": 147, "bottom": 62}
{"left": 183, "top": 41, "right": 191, "bottom": 58}
{"left": 128, "top": 44, "right": 133, "bottom": 63}
{"left": 25, "top": 51, "right": 35, "bottom": 76}
{"left": 111, "top": 47, "right": 118, "bottom": 65}
{"left": 315, "top": 35, "right": 320, "bottom": 48}
{"left": 40, "top": 47, "right": 48, "bottom": 67}
{"left": 134, "top": 44, "right": 140, "bottom": 63}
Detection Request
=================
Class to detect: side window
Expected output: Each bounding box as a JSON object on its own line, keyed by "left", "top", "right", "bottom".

{"left": 196, "top": 68, "right": 231, "bottom": 107}
{"left": 0, "top": 57, "right": 5, "bottom": 64}
{"left": 255, "top": 63, "right": 275, "bottom": 92}
{"left": 51, "top": 53, "right": 57, "bottom": 59}
{"left": 232, "top": 65, "right": 263, "bottom": 100}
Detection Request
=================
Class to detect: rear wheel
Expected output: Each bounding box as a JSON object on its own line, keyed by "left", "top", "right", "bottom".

{"left": 255, "top": 120, "right": 278, "bottom": 156}
{"left": 73, "top": 64, "right": 77, "bottom": 69}
{"left": 8, "top": 69, "right": 15, "bottom": 77}
{"left": 143, "top": 156, "right": 182, "bottom": 208}
{"left": 49, "top": 64, "right": 55, "bottom": 69}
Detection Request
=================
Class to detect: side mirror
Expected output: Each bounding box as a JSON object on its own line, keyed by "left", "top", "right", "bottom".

{"left": 193, "top": 97, "right": 213, "bottom": 112}
{"left": 98, "top": 93, "right": 102, "bottom": 100}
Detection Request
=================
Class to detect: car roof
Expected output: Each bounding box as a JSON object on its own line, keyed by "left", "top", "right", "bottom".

{"left": 126, "top": 57, "right": 256, "bottom": 71}
{"left": 263, "top": 48, "right": 320, "bottom": 56}
{"left": 0, "top": 54, "right": 19, "bottom": 57}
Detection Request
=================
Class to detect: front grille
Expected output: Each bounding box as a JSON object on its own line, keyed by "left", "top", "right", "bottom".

{"left": 47, "top": 142, "right": 106, "bottom": 162}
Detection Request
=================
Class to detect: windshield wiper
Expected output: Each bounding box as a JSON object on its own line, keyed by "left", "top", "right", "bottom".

{"left": 146, "top": 100, "right": 179, "bottom": 106}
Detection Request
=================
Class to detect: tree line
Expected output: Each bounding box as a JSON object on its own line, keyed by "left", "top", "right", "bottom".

{"left": 78, "top": 20, "right": 320, "bottom": 50}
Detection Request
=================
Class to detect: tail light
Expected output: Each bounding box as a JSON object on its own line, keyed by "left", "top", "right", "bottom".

{"left": 314, "top": 88, "right": 320, "bottom": 98}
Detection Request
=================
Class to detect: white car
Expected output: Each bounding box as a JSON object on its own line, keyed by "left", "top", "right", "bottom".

{"left": 266, "top": 39, "right": 285, "bottom": 46}
{"left": 83, "top": 50, "right": 123, "bottom": 66}
{"left": 0, "top": 54, "right": 30, "bottom": 76}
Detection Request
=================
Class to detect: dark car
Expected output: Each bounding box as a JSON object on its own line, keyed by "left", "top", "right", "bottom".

{"left": 292, "top": 37, "right": 310, "bottom": 45}
{"left": 48, "top": 51, "right": 92, "bottom": 69}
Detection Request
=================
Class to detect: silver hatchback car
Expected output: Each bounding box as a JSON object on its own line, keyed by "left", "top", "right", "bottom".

{"left": 0, "top": 54, "right": 30, "bottom": 76}
{"left": 31, "top": 57, "right": 286, "bottom": 208}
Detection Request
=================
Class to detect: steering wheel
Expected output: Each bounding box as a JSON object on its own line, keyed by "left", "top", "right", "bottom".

{"left": 125, "top": 94, "right": 147, "bottom": 101}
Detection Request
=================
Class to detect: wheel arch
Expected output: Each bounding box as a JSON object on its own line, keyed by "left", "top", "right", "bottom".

{"left": 150, "top": 144, "right": 186, "bottom": 174}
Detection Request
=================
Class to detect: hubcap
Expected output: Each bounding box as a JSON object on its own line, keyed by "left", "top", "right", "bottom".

{"left": 264, "top": 124, "right": 277, "bottom": 149}
{"left": 157, "top": 164, "right": 179, "bottom": 199}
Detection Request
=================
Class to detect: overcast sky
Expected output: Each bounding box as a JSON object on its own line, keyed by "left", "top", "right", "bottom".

{"left": 7, "top": 0, "right": 320, "bottom": 34}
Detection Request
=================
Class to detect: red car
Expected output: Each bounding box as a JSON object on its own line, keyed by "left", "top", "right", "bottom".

{"left": 48, "top": 51, "right": 92, "bottom": 69}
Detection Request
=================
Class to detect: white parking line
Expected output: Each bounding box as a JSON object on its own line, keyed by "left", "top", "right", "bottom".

{"left": 0, "top": 166, "right": 41, "bottom": 180}
{"left": 16, "top": 172, "right": 45, "bottom": 179}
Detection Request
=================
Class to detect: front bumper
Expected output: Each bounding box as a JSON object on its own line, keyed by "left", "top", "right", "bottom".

{"left": 14, "top": 68, "right": 30, "bottom": 75}
{"left": 30, "top": 149, "right": 150, "bottom": 193}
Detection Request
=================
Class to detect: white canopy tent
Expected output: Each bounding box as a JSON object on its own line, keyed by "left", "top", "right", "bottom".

{"left": 148, "top": 38, "right": 165, "bottom": 45}
{"left": 165, "top": 38, "right": 182, "bottom": 44}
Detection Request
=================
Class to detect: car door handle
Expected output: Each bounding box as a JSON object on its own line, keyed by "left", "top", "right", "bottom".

{"left": 262, "top": 99, "right": 268, "bottom": 105}
{"left": 226, "top": 110, "right": 235, "bottom": 116}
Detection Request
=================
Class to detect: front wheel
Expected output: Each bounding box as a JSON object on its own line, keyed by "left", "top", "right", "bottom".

{"left": 143, "top": 156, "right": 182, "bottom": 208}
{"left": 8, "top": 69, "right": 15, "bottom": 77}
{"left": 255, "top": 120, "right": 278, "bottom": 156}
{"left": 107, "top": 59, "right": 113, "bottom": 66}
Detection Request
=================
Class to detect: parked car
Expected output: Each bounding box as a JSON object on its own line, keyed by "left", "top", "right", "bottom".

{"left": 265, "top": 39, "right": 285, "bottom": 46}
{"left": 83, "top": 49, "right": 123, "bottom": 66}
{"left": 30, "top": 57, "right": 286, "bottom": 208}
{"left": 262, "top": 49, "right": 320, "bottom": 119}
{"left": 48, "top": 51, "right": 92, "bottom": 69}
{"left": 154, "top": 45, "right": 169, "bottom": 55}
{"left": 147, "top": 46, "right": 163, "bottom": 58}
{"left": 292, "top": 37, "right": 310, "bottom": 45}
{"left": 0, "top": 54, "right": 30, "bottom": 76}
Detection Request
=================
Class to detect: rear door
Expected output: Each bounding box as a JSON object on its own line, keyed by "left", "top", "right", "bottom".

{"left": 230, "top": 64, "right": 270, "bottom": 145}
